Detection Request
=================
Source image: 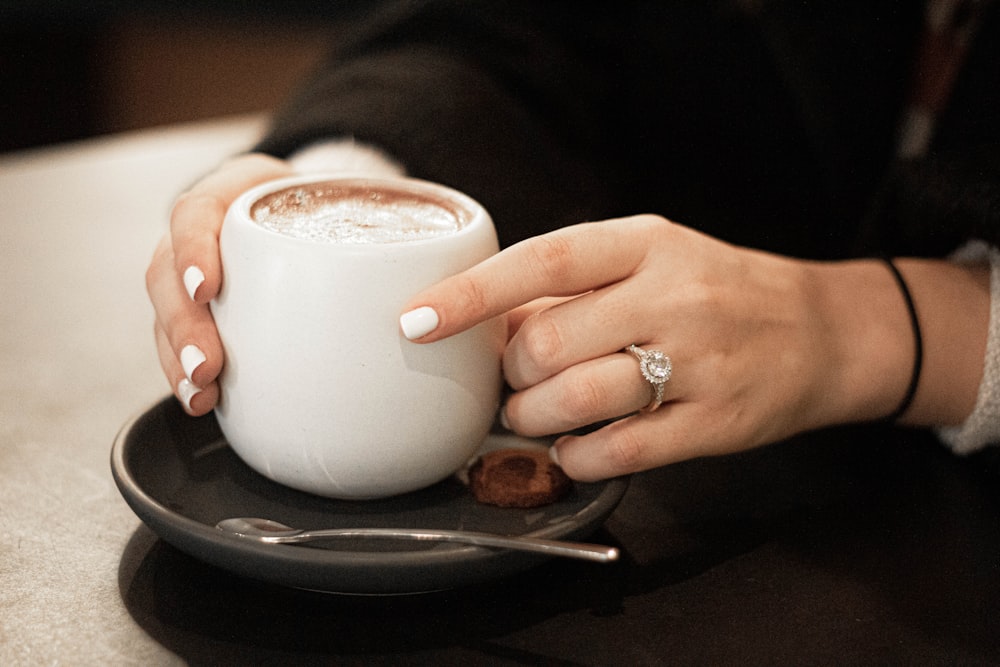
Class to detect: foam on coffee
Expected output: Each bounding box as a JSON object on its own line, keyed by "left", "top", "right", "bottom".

{"left": 251, "top": 182, "right": 467, "bottom": 243}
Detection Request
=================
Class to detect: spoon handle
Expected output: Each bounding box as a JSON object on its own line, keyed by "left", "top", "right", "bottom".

{"left": 271, "top": 528, "right": 619, "bottom": 563}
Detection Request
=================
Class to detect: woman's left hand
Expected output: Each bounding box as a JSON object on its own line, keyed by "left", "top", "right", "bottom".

{"left": 399, "top": 214, "right": 911, "bottom": 481}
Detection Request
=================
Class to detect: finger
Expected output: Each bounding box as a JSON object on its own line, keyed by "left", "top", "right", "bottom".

{"left": 147, "top": 235, "right": 224, "bottom": 389}
{"left": 503, "top": 353, "right": 665, "bottom": 437}
{"left": 505, "top": 296, "right": 576, "bottom": 341}
{"left": 155, "top": 321, "right": 219, "bottom": 415}
{"left": 400, "top": 216, "right": 663, "bottom": 342}
{"left": 503, "top": 283, "right": 651, "bottom": 390}
{"left": 171, "top": 153, "right": 293, "bottom": 303}
{"left": 551, "top": 403, "right": 713, "bottom": 481}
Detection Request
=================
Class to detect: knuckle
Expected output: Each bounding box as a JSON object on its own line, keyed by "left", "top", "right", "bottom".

{"left": 171, "top": 191, "right": 225, "bottom": 232}
{"left": 605, "top": 426, "right": 646, "bottom": 472}
{"left": 453, "top": 273, "right": 491, "bottom": 317}
{"left": 634, "top": 213, "right": 670, "bottom": 229}
{"left": 526, "top": 233, "right": 577, "bottom": 285}
{"left": 500, "top": 396, "right": 545, "bottom": 438}
{"left": 499, "top": 398, "right": 528, "bottom": 435}
{"left": 674, "top": 272, "right": 726, "bottom": 317}
{"left": 145, "top": 239, "right": 170, "bottom": 296}
{"left": 226, "top": 152, "right": 284, "bottom": 173}
{"left": 559, "top": 374, "right": 608, "bottom": 422}
{"left": 517, "top": 313, "right": 565, "bottom": 370}
{"left": 624, "top": 213, "right": 672, "bottom": 241}
{"left": 681, "top": 280, "right": 715, "bottom": 310}
{"left": 169, "top": 190, "right": 197, "bottom": 217}
{"left": 144, "top": 261, "right": 157, "bottom": 296}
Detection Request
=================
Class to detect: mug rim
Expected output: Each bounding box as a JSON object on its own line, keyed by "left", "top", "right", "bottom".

{"left": 229, "top": 174, "right": 491, "bottom": 247}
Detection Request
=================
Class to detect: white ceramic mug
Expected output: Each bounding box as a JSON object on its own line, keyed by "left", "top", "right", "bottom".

{"left": 211, "top": 176, "right": 505, "bottom": 499}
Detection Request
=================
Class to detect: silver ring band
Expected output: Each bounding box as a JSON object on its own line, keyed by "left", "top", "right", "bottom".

{"left": 626, "top": 344, "right": 672, "bottom": 412}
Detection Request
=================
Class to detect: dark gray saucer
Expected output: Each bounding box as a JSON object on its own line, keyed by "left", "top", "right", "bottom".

{"left": 111, "top": 397, "right": 628, "bottom": 594}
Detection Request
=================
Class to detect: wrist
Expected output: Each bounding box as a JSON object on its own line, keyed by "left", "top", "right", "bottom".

{"left": 879, "top": 258, "right": 923, "bottom": 422}
{"left": 891, "top": 258, "right": 989, "bottom": 425}
{"left": 806, "top": 259, "right": 916, "bottom": 427}
{"left": 808, "top": 258, "right": 990, "bottom": 429}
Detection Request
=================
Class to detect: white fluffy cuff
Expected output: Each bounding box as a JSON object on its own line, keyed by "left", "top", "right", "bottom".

{"left": 938, "top": 241, "right": 1000, "bottom": 454}
{"left": 288, "top": 138, "right": 407, "bottom": 178}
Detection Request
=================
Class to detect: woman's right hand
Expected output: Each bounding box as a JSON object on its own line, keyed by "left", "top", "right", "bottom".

{"left": 146, "top": 153, "right": 295, "bottom": 415}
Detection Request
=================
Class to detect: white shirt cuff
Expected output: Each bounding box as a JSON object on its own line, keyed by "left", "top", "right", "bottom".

{"left": 937, "top": 241, "right": 1000, "bottom": 454}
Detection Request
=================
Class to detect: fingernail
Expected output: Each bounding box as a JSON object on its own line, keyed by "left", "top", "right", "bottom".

{"left": 498, "top": 406, "right": 511, "bottom": 431}
{"left": 548, "top": 444, "right": 561, "bottom": 466}
{"left": 399, "top": 306, "right": 440, "bottom": 340}
{"left": 177, "top": 378, "right": 202, "bottom": 413}
{"left": 183, "top": 265, "right": 205, "bottom": 301}
{"left": 180, "top": 344, "right": 207, "bottom": 382}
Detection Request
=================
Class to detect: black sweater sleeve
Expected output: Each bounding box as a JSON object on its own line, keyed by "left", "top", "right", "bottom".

{"left": 255, "top": 1, "right": 865, "bottom": 257}
{"left": 255, "top": 1, "right": 625, "bottom": 248}
{"left": 256, "top": 1, "right": 1000, "bottom": 258}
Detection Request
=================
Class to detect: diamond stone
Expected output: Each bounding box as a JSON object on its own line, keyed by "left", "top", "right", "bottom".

{"left": 640, "top": 351, "right": 672, "bottom": 384}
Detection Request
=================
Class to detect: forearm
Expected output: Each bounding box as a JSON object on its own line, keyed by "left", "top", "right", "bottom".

{"left": 813, "top": 256, "right": 990, "bottom": 429}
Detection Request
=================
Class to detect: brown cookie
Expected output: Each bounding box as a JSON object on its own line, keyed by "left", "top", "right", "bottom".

{"left": 468, "top": 448, "right": 572, "bottom": 508}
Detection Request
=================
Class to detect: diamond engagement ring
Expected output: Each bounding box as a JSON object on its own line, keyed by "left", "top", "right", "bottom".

{"left": 626, "top": 344, "right": 672, "bottom": 413}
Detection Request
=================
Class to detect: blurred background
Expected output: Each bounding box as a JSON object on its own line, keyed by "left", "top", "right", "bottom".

{"left": 0, "top": 1, "right": 366, "bottom": 153}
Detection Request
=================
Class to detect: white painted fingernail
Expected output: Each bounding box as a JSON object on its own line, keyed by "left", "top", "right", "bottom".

{"left": 548, "top": 445, "right": 561, "bottom": 466}
{"left": 183, "top": 265, "right": 205, "bottom": 301}
{"left": 177, "top": 378, "right": 202, "bottom": 412}
{"left": 498, "top": 406, "right": 511, "bottom": 431}
{"left": 180, "top": 344, "right": 207, "bottom": 382}
{"left": 399, "top": 306, "right": 440, "bottom": 340}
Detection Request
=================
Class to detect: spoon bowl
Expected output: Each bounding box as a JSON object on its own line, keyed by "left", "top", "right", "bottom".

{"left": 216, "top": 516, "right": 619, "bottom": 563}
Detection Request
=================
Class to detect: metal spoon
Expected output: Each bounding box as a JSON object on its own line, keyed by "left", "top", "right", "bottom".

{"left": 215, "top": 517, "right": 619, "bottom": 563}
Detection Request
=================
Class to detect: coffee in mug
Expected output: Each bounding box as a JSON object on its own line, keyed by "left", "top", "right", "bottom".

{"left": 250, "top": 181, "right": 464, "bottom": 243}
{"left": 211, "top": 176, "right": 504, "bottom": 499}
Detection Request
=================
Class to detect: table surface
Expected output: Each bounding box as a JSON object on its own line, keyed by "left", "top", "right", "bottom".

{"left": 4, "top": 117, "right": 1000, "bottom": 665}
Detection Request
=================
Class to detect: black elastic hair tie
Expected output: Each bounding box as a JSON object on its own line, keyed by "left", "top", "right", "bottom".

{"left": 881, "top": 257, "right": 923, "bottom": 422}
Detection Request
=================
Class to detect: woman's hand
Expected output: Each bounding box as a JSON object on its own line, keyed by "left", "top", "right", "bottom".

{"left": 146, "top": 153, "right": 294, "bottom": 415}
{"left": 400, "top": 215, "right": 922, "bottom": 481}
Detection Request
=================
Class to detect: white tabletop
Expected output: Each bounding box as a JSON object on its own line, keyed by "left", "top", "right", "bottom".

{"left": 0, "top": 115, "right": 266, "bottom": 664}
